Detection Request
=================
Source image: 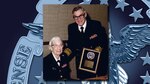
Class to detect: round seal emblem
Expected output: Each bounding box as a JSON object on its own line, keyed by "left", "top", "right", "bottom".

{"left": 87, "top": 52, "right": 95, "bottom": 60}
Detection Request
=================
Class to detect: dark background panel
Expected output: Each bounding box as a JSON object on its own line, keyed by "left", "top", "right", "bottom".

{"left": 0, "top": 0, "right": 38, "bottom": 84}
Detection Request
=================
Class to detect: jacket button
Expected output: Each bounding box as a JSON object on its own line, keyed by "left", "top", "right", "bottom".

{"left": 60, "top": 75, "right": 63, "bottom": 78}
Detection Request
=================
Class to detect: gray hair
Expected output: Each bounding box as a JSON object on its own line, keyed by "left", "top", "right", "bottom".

{"left": 49, "top": 36, "right": 63, "bottom": 46}
{"left": 72, "top": 6, "right": 86, "bottom": 14}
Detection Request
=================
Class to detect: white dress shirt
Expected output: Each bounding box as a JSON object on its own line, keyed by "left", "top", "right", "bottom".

{"left": 52, "top": 53, "right": 61, "bottom": 66}
{"left": 78, "top": 20, "right": 87, "bottom": 33}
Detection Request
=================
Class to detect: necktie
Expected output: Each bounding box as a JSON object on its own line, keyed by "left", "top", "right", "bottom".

{"left": 80, "top": 27, "right": 84, "bottom": 33}
{"left": 57, "top": 60, "right": 61, "bottom": 66}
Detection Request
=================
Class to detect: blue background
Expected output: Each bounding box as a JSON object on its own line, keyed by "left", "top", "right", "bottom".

{"left": 1, "top": 0, "right": 150, "bottom": 84}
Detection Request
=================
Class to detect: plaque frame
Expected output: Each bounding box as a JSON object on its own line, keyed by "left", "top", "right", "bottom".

{"left": 79, "top": 48, "right": 101, "bottom": 74}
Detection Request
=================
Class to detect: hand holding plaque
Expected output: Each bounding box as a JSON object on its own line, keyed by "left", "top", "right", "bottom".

{"left": 79, "top": 48, "right": 101, "bottom": 73}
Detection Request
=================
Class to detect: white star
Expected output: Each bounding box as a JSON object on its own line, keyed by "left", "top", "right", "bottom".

{"left": 129, "top": 7, "right": 143, "bottom": 22}
{"left": 57, "top": 81, "right": 66, "bottom": 84}
{"left": 100, "top": 0, "right": 108, "bottom": 5}
{"left": 80, "top": 0, "right": 92, "bottom": 4}
{"left": 140, "top": 71, "right": 150, "bottom": 84}
{"left": 140, "top": 52, "right": 150, "bottom": 66}
{"left": 81, "top": 81, "right": 90, "bottom": 84}
{"left": 115, "top": 0, "right": 129, "bottom": 11}
{"left": 35, "top": 72, "right": 46, "bottom": 84}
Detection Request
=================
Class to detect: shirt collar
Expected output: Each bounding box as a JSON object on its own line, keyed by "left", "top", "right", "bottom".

{"left": 78, "top": 20, "right": 87, "bottom": 32}
{"left": 52, "top": 52, "right": 60, "bottom": 62}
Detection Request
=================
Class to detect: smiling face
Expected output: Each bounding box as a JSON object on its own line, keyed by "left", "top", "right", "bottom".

{"left": 73, "top": 9, "right": 87, "bottom": 26}
{"left": 49, "top": 37, "right": 63, "bottom": 58}
{"left": 51, "top": 41, "right": 63, "bottom": 57}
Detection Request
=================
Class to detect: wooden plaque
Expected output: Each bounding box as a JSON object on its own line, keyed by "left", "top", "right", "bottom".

{"left": 79, "top": 48, "right": 101, "bottom": 74}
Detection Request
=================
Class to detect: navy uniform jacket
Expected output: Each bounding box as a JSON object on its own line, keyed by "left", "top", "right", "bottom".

{"left": 43, "top": 53, "right": 71, "bottom": 81}
{"left": 68, "top": 19, "right": 109, "bottom": 79}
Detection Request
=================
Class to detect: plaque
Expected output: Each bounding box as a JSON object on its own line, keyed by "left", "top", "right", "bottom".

{"left": 79, "top": 48, "right": 101, "bottom": 74}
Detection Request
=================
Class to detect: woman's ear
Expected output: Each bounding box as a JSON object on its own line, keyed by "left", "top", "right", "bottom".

{"left": 48, "top": 45, "right": 52, "bottom": 51}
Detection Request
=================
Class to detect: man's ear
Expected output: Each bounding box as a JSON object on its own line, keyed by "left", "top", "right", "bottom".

{"left": 84, "top": 12, "right": 87, "bottom": 18}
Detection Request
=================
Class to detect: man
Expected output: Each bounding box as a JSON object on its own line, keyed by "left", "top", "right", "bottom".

{"left": 43, "top": 36, "right": 71, "bottom": 81}
{"left": 67, "top": 6, "right": 109, "bottom": 80}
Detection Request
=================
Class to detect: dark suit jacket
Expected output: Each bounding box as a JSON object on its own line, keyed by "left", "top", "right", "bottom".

{"left": 68, "top": 19, "right": 109, "bottom": 79}
{"left": 43, "top": 53, "right": 71, "bottom": 81}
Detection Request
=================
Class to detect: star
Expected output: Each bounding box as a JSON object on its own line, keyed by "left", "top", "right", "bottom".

{"left": 57, "top": 81, "right": 66, "bottom": 84}
{"left": 100, "top": 0, "right": 108, "bottom": 5}
{"left": 140, "top": 71, "right": 150, "bottom": 84}
{"left": 81, "top": 81, "right": 90, "bottom": 84}
{"left": 140, "top": 52, "right": 150, "bottom": 66}
{"left": 115, "top": 0, "right": 129, "bottom": 11}
{"left": 80, "top": 0, "right": 92, "bottom": 4}
{"left": 35, "top": 72, "right": 46, "bottom": 84}
{"left": 129, "top": 7, "right": 143, "bottom": 22}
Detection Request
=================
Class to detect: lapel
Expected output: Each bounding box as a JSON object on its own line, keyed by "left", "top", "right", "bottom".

{"left": 84, "top": 20, "right": 91, "bottom": 35}
{"left": 50, "top": 53, "right": 60, "bottom": 67}
{"left": 74, "top": 23, "right": 81, "bottom": 34}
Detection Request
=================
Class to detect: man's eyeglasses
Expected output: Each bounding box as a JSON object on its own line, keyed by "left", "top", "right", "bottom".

{"left": 73, "top": 13, "right": 85, "bottom": 20}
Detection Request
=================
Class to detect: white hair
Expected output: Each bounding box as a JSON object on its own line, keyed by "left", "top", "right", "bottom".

{"left": 49, "top": 36, "right": 63, "bottom": 47}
